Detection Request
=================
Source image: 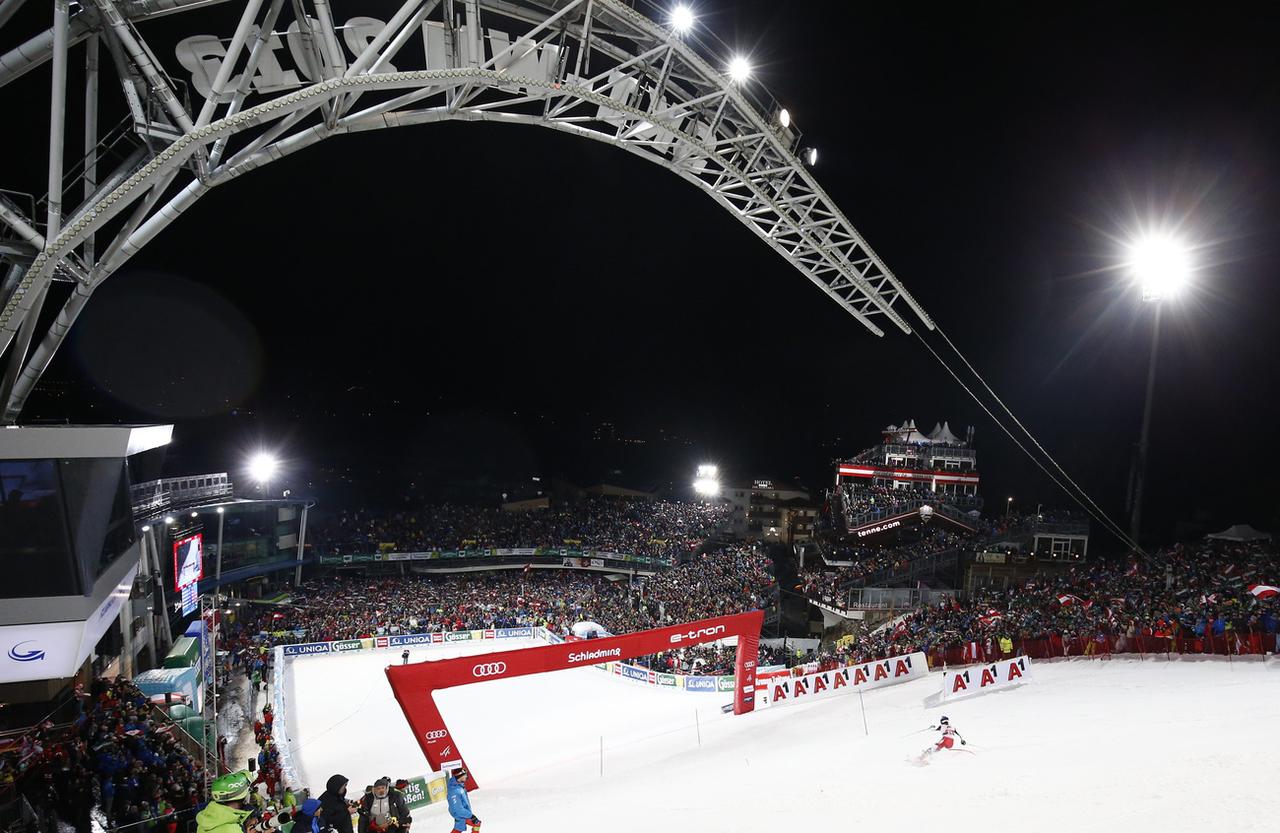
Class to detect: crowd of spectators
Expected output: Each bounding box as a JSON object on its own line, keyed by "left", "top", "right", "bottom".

{"left": 226, "top": 544, "right": 774, "bottom": 648}
{"left": 839, "top": 538, "right": 1280, "bottom": 664}
{"left": 799, "top": 527, "right": 969, "bottom": 596}
{"left": 307, "top": 497, "right": 727, "bottom": 561}
{"left": 2, "top": 678, "right": 204, "bottom": 833}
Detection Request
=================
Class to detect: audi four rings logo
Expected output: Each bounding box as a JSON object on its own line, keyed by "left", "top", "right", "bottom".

{"left": 472, "top": 662, "right": 507, "bottom": 678}
{"left": 425, "top": 730, "right": 447, "bottom": 741}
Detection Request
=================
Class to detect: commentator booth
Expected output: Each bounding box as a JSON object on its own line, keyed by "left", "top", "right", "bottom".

{"left": 0, "top": 424, "right": 172, "bottom": 706}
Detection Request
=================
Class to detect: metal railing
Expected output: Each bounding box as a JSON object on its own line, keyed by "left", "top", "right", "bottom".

{"left": 842, "top": 496, "right": 979, "bottom": 531}
{"left": 131, "top": 473, "right": 234, "bottom": 518}
{"left": 809, "top": 585, "right": 956, "bottom": 612}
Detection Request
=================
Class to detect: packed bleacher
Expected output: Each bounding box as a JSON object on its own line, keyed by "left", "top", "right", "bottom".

{"left": 798, "top": 527, "right": 969, "bottom": 597}
{"left": 2, "top": 678, "right": 205, "bottom": 833}
{"left": 307, "top": 497, "right": 727, "bottom": 561}
{"left": 837, "top": 537, "right": 1280, "bottom": 665}
{"left": 225, "top": 544, "right": 773, "bottom": 647}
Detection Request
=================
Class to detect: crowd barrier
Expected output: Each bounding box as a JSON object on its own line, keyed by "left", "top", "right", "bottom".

{"left": 914, "top": 630, "right": 1280, "bottom": 668}
{"left": 597, "top": 659, "right": 738, "bottom": 693}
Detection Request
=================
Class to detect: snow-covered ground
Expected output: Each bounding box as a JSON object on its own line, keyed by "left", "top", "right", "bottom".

{"left": 282, "top": 641, "right": 1280, "bottom": 833}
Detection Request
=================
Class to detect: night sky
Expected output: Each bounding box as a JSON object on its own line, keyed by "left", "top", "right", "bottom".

{"left": 4, "top": 2, "right": 1279, "bottom": 546}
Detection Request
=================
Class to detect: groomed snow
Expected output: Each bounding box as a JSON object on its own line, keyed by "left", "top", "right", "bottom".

{"left": 283, "top": 643, "right": 1280, "bottom": 833}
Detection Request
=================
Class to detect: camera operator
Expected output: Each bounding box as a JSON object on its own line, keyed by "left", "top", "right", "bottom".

{"left": 318, "top": 774, "right": 357, "bottom": 833}
{"left": 357, "top": 777, "right": 412, "bottom": 833}
{"left": 196, "top": 773, "right": 255, "bottom": 833}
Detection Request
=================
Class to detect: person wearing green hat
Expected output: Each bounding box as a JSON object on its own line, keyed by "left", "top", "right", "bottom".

{"left": 197, "top": 772, "right": 254, "bottom": 833}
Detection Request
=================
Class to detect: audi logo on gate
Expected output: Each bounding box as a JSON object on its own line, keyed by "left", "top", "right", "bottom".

{"left": 472, "top": 662, "right": 507, "bottom": 678}
{"left": 425, "top": 730, "right": 447, "bottom": 741}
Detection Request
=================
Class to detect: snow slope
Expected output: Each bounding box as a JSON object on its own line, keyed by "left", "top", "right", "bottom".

{"left": 283, "top": 643, "right": 1279, "bottom": 833}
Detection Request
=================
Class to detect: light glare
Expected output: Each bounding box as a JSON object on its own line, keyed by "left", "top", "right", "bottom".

{"left": 249, "top": 452, "right": 280, "bottom": 484}
{"left": 779, "top": 108, "right": 790, "bottom": 128}
{"left": 671, "top": 4, "right": 694, "bottom": 32}
{"left": 693, "top": 477, "right": 721, "bottom": 497}
{"left": 1128, "top": 233, "right": 1191, "bottom": 302}
{"left": 728, "top": 55, "right": 751, "bottom": 82}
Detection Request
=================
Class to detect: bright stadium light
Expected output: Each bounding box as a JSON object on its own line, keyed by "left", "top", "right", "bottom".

{"left": 778, "top": 108, "right": 791, "bottom": 128}
{"left": 804, "top": 147, "right": 818, "bottom": 166}
{"left": 728, "top": 55, "right": 751, "bottom": 83}
{"left": 164, "top": 516, "right": 175, "bottom": 525}
{"left": 694, "top": 478, "right": 721, "bottom": 497}
{"left": 694, "top": 463, "right": 721, "bottom": 497}
{"left": 670, "top": 4, "right": 694, "bottom": 33}
{"left": 140, "top": 524, "right": 151, "bottom": 532}
{"left": 1127, "top": 233, "right": 1191, "bottom": 302}
{"left": 248, "top": 452, "right": 279, "bottom": 485}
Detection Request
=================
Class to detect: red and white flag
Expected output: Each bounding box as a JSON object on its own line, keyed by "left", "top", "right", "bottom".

{"left": 523, "top": 563, "right": 533, "bottom": 574}
{"left": 1125, "top": 562, "right": 1140, "bottom": 577}
{"left": 1058, "top": 594, "right": 1085, "bottom": 607}
{"left": 1247, "top": 584, "right": 1279, "bottom": 600}
{"left": 978, "top": 608, "right": 1004, "bottom": 625}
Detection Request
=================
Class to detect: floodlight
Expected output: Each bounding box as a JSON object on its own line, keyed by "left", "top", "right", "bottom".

{"left": 164, "top": 516, "right": 175, "bottom": 525}
{"left": 779, "top": 108, "right": 790, "bottom": 128}
{"left": 696, "top": 464, "right": 719, "bottom": 479}
{"left": 728, "top": 55, "right": 751, "bottom": 82}
{"left": 191, "top": 511, "right": 199, "bottom": 518}
{"left": 803, "top": 147, "right": 818, "bottom": 166}
{"left": 671, "top": 4, "right": 694, "bottom": 33}
{"left": 694, "top": 478, "right": 721, "bottom": 497}
{"left": 141, "top": 524, "right": 151, "bottom": 532}
{"left": 216, "top": 507, "right": 224, "bottom": 514}
{"left": 248, "top": 452, "right": 280, "bottom": 484}
{"left": 1128, "top": 233, "right": 1191, "bottom": 302}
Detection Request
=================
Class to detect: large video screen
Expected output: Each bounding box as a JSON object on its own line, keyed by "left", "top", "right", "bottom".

{"left": 173, "top": 533, "right": 204, "bottom": 592}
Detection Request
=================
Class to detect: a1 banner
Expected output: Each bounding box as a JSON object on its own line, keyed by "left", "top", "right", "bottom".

{"left": 939, "top": 656, "right": 1032, "bottom": 701}
{"left": 758, "top": 652, "right": 928, "bottom": 707}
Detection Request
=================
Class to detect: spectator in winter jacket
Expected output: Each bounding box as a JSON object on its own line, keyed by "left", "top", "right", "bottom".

{"left": 319, "top": 774, "right": 356, "bottom": 833}
{"left": 291, "top": 797, "right": 323, "bottom": 833}
{"left": 357, "top": 777, "right": 412, "bottom": 833}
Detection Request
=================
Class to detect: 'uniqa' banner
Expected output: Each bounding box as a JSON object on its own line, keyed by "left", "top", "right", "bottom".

{"left": 757, "top": 652, "right": 928, "bottom": 707}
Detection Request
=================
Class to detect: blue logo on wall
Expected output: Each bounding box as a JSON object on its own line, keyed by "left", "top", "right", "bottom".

{"left": 8, "top": 642, "right": 46, "bottom": 662}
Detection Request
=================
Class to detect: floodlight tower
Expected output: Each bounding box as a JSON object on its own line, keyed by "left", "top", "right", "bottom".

{"left": 1126, "top": 233, "right": 1191, "bottom": 546}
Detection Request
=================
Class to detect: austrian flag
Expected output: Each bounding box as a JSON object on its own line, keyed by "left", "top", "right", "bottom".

{"left": 1057, "top": 594, "right": 1085, "bottom": 607}
{"left": 1247, "top": 584, "right": 1279, "bottom": 600}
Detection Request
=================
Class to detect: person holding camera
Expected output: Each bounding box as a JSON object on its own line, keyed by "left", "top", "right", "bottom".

{"left": 196, "top": 773, "right": 254, "bottom": 833}
{"left": 318, "top": 775, "right": 357, "bottom": 833}
{"left": 358, "top": 777, "right": 412, "bottom": 833}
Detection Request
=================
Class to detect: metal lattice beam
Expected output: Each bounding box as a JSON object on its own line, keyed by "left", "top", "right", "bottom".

{"left": 0, "top": 0, "right": 934, "bottom": 422}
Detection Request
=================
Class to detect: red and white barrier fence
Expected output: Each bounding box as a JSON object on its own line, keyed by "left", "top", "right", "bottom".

{"left": 939, "top": 656, "right": 1032, "bottom": 701}
{"left": 756, "top": 651, "right": 928, "bottom": 707}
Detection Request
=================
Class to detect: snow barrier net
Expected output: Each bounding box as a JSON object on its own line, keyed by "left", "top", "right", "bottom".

{"left": 385, "top": 610, "right": 764, "bottom": 790}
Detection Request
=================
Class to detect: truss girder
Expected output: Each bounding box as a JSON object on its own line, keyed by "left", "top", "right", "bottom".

{"left": 0, "top": 0, "right": 933, "bottom": 422}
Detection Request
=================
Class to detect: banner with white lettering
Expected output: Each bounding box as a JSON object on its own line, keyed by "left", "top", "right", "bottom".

{"left": 939, "top": 656, "right": 1032, "bottom": 701}
{"left": 757, "top": 652, "right": 928, "bottom": 708}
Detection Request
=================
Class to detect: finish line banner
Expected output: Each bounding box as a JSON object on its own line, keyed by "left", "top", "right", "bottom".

{"left": 939, "top": 656, "right": 1033, "bottom": 701}
{"left": 757, "top": 652, "right": 927, "bottom": 707}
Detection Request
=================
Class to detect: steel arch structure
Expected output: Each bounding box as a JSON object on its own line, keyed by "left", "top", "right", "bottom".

{"left": 0, "top": 0, "right": 934, "bottom": 421}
